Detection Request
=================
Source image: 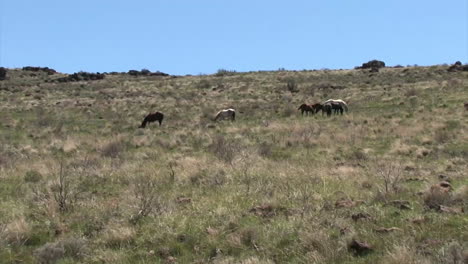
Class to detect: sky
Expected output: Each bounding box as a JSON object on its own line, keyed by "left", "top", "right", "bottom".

{"left": 0, "top": 0, "right": 467, "bottom": 75}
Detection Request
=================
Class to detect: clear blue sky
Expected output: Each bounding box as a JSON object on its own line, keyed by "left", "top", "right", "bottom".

{"left": 1, "top": 0, "right": 467, "bottom": 75}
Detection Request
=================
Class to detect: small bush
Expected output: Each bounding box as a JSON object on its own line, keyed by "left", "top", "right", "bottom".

{"left": 34, "top": 242, "right": 65, "bottom": 264}
{"left": 209, "top": 135, "right": 240, "bottom": 164}
{"left": 215, "top": 69, "right": 237, "bottom": 77}
{"left": 130, "top": 174, "right": 161, "bottom": 223}
{"left": 405, "top": 87, "right": 418, "bottom": 97}
{"left": 33, "top": 237, "right": 88, "bottom": 263}
{"left": 101, "top": 139, "right": 127, "bottom": 158}
{"left": 349, "top": 148, "right": 368, "bottom": 161}
{"left": 281, "top": 105, "right": 296, "bottom": 117}
{"left": 423, "top": 186, "right": 453, "bottom": 209}
{"left": 50, "top": 162, "right": 82, "bottom": 212}
{"left": 258, "top": 142, "right": 273, "bottom": 158}
{"left": 195, "top": 79, "right": 212, "bottom": 89}
{"left": 370, "top": 160, "right": 404, "bottom": 195}
{"left": 24, "top": 170, "right": 43, "bottom": 183}
{"left": 60, "top": 237, "right": 88, "bottom": 260}
{"left": 285, "top": 79, "right": 299, "bottom": 93}
{"left": 101, "top": 224, "right": 135, "bottom": 248}
{"left": 434, "top": 128, "right": 451, "bottom": 144}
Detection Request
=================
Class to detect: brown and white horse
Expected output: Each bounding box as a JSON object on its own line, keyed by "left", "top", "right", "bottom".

{"left": 324, "top": 99, "right": 348, "bottom": 112}
{"left": 214, "top": 108, "right": 236, "bottom": 121}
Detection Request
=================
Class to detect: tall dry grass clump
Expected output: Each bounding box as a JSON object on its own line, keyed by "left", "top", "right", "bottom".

{"left": 1, "top": 217, "right": 32, "bottom": 246}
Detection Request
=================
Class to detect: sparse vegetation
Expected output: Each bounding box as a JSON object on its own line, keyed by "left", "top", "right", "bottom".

{"left": 0, "top": 65, "right": 466, "bottom": 263}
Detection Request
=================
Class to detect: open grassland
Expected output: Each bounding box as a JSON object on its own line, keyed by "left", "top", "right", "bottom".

{"left": 0, "top": 66, "right": 467, "bottom": 263}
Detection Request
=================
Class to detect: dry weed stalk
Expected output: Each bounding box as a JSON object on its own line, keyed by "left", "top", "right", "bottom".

{"left": 131, "top": 174, "right": 160, "bottom": 223}
{"left": 51, "top": 161, "right": 83, "bottom": 212}
{"left": 370, "top": 159, "right": 404, "bottom": 195}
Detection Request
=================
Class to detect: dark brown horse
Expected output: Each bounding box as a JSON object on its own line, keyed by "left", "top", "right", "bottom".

{"left": 310, "top": 103, "right": 323, "bottom": 113}
{"left": 139, "top": 112, "right": 164, "bottom": 128}
{"left": 298, "top": 104, "right": 315, "bottom": 116}
{"left": 322, "top": 103, "right": 332, "bottom": 116}
{"left": 331, "top": 102, "right": 344, "bottom": 115}
{"left": 315, "top": 102, "right": 342, "bottom": 116}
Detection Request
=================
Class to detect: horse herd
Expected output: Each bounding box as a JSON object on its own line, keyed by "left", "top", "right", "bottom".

{"left": 139, "top": 99, "right": 348, "bottom": 128}
{"left": 298, "top": 99, "right": 348, "bottom": 116}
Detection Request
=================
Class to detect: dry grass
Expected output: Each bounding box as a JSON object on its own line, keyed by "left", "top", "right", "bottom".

{"left": 0, "top": 65, "right": 466, "bottom": 263}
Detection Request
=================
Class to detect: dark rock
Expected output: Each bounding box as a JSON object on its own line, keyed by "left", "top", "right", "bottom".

{"left": 351, "top": 212, "right": 372, "bottom": 221}
{"left": 348, "top": 239, "right": 373, "bottom": 256}
{"left": 356, "top": 60, "right": 386, "bottom": 70}
{"left": 22, "top": 66, "right": 57, "bottom": 75}
{"left": 0, "top": 67, "right": 6, "bottom": 80}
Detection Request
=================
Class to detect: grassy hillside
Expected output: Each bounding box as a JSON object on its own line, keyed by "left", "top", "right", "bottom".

{"left": 0, "top": 65, "right": 467, "bottom": 263}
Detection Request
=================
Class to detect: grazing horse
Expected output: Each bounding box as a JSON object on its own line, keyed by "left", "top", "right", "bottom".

{"left": 311, "top": 103, "right": 323, "bottom": 113}
{"left": 322, "top": 103, "right": 333, "bottom": 116}
{"left": 298, "top": 104, "right": 315, "bottom": 116}
{"left": 214, "top": 108, "right": 236, "bottom": 121}
{"left": 331, "top": 102, "right": 344, "bottom": 115}
{"left": 324, "top": 99, "right": 348, "bottom": 113}
{"left": 139, "top": 111, "right": 164, "bottom": 128}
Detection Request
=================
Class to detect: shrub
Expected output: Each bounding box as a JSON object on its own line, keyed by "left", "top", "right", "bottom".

{"left": 195, "top": 79, "right": 212, "bottom": 89}
{"left": 24, "top": 170, "right": 43, "bottom": 183}
{"left": 140, "top": 69, "right": 151, "bottom": 75}
{"left": 423, "top": 185, "right": 453, "bottom": 209}
{"left": 405, "top": 87, "right": 418, "bottom": 97}
{"left": 128, "top": 69, "right": 169, "bottom": 77}
{"left": 285, "top": 78, "right": 299, "bottom": 93}
{"left": 370, "top": 160, "right": 404, "bottom": 195}
{"left": 101, "top": 224, "right": 135, "bottom": 248}
{"left": 34, "top": 242, "right": 65, "bottom": 264}
{"left": 50, "top": 162, "right": 83, "bottom": 212}
{"left": 215, "top": 69, "right": 237, "bottom": 77}
{"left": 101, "top": 139, "right": 127, "bottom": 158}
{"left": 60, "top": 237, "right": 88, "bottom": 260}
{"left": 281, "top": 105, "right": 296, "bottom": 117}
{"left": 257, "top": 142, "right": 273, "bottom": 158}
{"left": 209, "top": 135, "right": 240, "bottom": 164}
{"left": 130, "top": 174, "right": 161, "bottom": 223}
{"left": 33, "top": 237, "right": 88, "bottom": 263}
